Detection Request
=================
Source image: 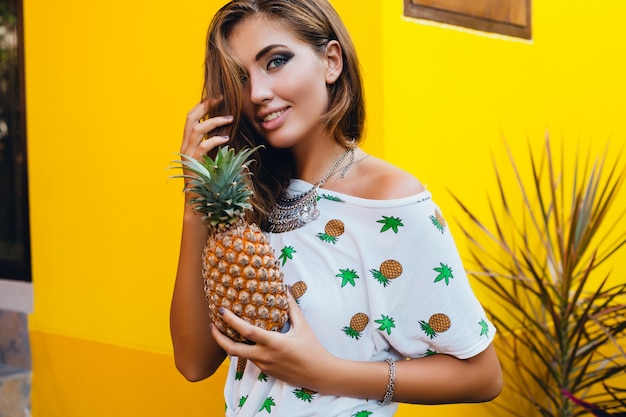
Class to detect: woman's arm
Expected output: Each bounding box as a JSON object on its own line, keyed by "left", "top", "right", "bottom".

{"left": 321, "top": 343, "right": 502, "bottom": 404}
{"left": 170, "top": 206, "right": 226, "bottom": 381}
{"left": 211, "top": 292, "right": 502, "bottom": 403}
{"left": 169, "top": 102, "right": 233, "bottom": 381}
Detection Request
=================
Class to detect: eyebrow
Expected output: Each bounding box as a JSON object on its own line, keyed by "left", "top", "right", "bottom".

{"left": 255, "top": 44, "right": 288, "bottom": 62}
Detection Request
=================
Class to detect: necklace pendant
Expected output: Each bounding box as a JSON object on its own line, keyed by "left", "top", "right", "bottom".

{"left": 299, "top": 206, "right": 320, "bottom": 224}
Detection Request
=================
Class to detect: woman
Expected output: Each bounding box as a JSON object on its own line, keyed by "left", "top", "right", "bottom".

{"left": 170, "top": 1, "right": 502, "bottom": 415}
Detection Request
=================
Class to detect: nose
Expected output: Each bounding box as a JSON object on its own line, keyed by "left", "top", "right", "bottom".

{"left": 248, "top": 72, "right": 273, "bottom": 104}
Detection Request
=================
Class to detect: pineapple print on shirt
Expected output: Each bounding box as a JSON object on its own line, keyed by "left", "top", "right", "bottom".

{"left": 342, "top": 312, "right": 370, "bottom": 340}
{"left": 235, "top": 357, "right": 247, "bottom": 380}
{"left": 290, "top": 280, "right": 308, "bottom": 303}
{"left": 377, "top": 215, "right": 404, "bottom": 233}
{"left": 419, "top": 313, "right": 451, "bottom": 339}
{"left": 370, "top": 259, "right": 403, "bottom": 287}
{"left": 433, "top": 262, "right": 454, "bottom": 285}
{"left": 317, "top": 219, "right": 345, "bottom": 244}
{"left": 278, "top": 245, "right": 296, "bottom": 266}
{"left": 292, "top": 387, "right": 317, "bottom": 403}
{"left": 429, "top": 209, "right": 447, "bottom": 233}
{"left": 375, "top": 314, "right": 396, "bottom": 335}
{"left": 336, "top": 268, "right": 360, "bottom": 287}
{"left": 259, "top": 397, "right": 276, "bottom": 414}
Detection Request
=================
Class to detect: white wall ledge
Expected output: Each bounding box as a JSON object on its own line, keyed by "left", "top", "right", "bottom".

{"left": 0, "top": 280, "right": 33, "bottom": 313}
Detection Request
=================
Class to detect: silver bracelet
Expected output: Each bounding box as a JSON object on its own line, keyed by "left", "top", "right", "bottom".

{"left": 379, "top": 358, "right": 396, "bottom": 406}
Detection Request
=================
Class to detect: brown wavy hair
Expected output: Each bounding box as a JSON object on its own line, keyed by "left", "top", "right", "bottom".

{"left": 202, "top": 0, "right": 365, "bottom": 230}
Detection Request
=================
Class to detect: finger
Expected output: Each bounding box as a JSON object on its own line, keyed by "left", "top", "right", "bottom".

{"left": 210, "top": 323, "right": 243, "bottom": 355}
{"left": 285, "top": 288, "right": 304, "bottom": 328}
{"left": 192, "top": 134, "right": 230, "bottom": 160}
{"left": 182, "top": 101, "right": 211, "bottom": 148}
{"left": 183, "top": 96, "right": 222, "bottom": 139}
{"left": 217, "top": 307, "right": 268, "bottom": 346}
{"left": 182, "top": 115, "right": 234, "bottom": 156}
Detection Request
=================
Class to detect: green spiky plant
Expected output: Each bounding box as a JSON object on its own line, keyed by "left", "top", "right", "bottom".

{"left": 451, "top": 134, "right": 626, "bottom": 417}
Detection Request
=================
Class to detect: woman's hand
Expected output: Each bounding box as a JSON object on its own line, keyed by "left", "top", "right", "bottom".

{"left": 181, "top": 100, "right": 233, "bottom": 164}
{"left": 210, "top": 290, "right": 339, "bottom": 391}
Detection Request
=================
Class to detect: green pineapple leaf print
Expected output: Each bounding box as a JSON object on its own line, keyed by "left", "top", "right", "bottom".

{"left": 259, "top": 397, "right": 276, "bottom": 413}
{"left": 433, "top": 262, "right": 454, "bottom": 285}
{"left": 321, "top": 193, "right": 344, "bottom": 202}
{"left": 238, "top": 395, "right": 248, "bottom": 408}
{"left": 317, "top": 219, "right": 344, "bottom": 244}
{"left": 293, "top": 387, "right": 317, "bottom": 402}
{"left": 342, "top": 313, "right": 369, "bottom": 340}
{"left": 425, "top": 349, "right": 438, "bottom": 356}
{"left": 479, "top": 318, "right": 490, "bottom": 338}
{"left": 375, "top": 314, "right": 396, "bottom": 335}
{"left": 377, "top": 215, "right": 404, "bottom": 233}
{"left": 258, "top": 372, "right": 268, "bottom": 382}
{"left": 278, "top": 246, "right": 296, "bottom": 266}
{"left": 336, "top": 268, "right": 359, "bottom": 287}
{"left": 429, "top": 209, "right": 447, "bottom": 233}
{"left": 352, "top": 412, "right": 374, "bottom": 417}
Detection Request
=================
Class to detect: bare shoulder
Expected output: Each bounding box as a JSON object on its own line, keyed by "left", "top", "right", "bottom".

{"left": 333, "top": 153, "right": 425, "bottom": 200}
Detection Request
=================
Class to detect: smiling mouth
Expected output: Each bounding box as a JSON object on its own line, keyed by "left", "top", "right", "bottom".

{"left": 262, "top": 109, "right": 286, "bottom": 123}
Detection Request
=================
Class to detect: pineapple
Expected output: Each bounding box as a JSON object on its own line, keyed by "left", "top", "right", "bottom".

{"left": 342, "top": 312, "right": 369, "bottom": 339}
{"left": 370, "top": 259, "right": 403, "bottom": 287}
{"left": 419, "top": 313, "right": 451, "bottom": 339}
{"left": 172, "top": 146, "right": 289, "bottom": 342}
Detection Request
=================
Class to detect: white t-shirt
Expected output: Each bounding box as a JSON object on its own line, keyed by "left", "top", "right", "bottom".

{"left": 223, "top": 180, "right": 496, "bottom": 417}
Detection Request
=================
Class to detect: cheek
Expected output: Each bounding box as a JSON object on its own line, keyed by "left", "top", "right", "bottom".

{"left": 289, "top": 73, "right": 329, "bottom": 110}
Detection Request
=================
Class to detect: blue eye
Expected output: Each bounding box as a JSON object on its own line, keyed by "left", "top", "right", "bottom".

{"left": 267, "top": 54, "right": 292, "bottom": 70}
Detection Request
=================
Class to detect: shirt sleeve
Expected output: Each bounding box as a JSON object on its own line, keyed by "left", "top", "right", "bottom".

{"left": 368, "top": 196, "right": 496, "bottom": 360}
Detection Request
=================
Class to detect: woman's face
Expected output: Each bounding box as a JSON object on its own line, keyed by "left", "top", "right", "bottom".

{"left": 228, "top": 16, "right": 341, "bottom": 149}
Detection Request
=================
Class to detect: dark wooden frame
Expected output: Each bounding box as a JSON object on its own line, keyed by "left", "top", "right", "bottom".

{"left": 0, "top": 0, "right": 31, "bottom": 282}
{"left": 404, "top": 0, "right": 532, "bottom": 40}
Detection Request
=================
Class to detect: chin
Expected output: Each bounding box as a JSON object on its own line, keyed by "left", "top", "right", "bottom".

{"left": 262, "top": 132, "right": 301, "bottom": 150}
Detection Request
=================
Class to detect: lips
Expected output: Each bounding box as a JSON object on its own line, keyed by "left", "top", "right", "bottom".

{"left": 262, "top": 109, "right": 286, "bottom": 123}
{"left": 259, "top": 107, "right": 289, "bottom": 130}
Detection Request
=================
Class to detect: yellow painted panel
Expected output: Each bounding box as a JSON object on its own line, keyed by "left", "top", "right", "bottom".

{"left": 31, "top": 331, "right": 229, "bottom": 417}
{"left": 23, "top": 0, "right": 223, "bottom": 352}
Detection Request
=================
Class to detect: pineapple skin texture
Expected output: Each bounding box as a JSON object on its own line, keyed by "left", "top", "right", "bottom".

{"left": 203, "top": 222, "right": 289, "bottom": 343}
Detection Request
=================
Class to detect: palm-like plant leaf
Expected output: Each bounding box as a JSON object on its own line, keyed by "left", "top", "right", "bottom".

{"left": 451, "top": 134, "right": 626, "bottom": 417}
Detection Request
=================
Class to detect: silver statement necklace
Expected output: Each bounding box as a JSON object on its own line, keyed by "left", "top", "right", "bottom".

{"left": 268, "top": 148, "right": 355, "bottom": 233}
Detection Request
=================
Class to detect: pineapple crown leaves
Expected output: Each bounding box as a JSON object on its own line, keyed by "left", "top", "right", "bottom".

{"left": 170, "top": 145, "right": 262, "bottom": 227}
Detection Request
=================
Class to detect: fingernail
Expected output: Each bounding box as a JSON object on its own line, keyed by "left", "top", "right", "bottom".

{"left": 218, "top": 307, "right": 226, "bottom": 316}
{"left": 285, "top": 284, "right": 292, "bottom": 295}
{"left": 224, "top": 115, "right": 234, "bottom": 120}
{"left": 220, "top": 135, "right": 230, "bottom": 141}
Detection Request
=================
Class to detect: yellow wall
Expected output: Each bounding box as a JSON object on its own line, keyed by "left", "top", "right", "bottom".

{"left": 24, "top": 0, "right": 626, "bottom": 416}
